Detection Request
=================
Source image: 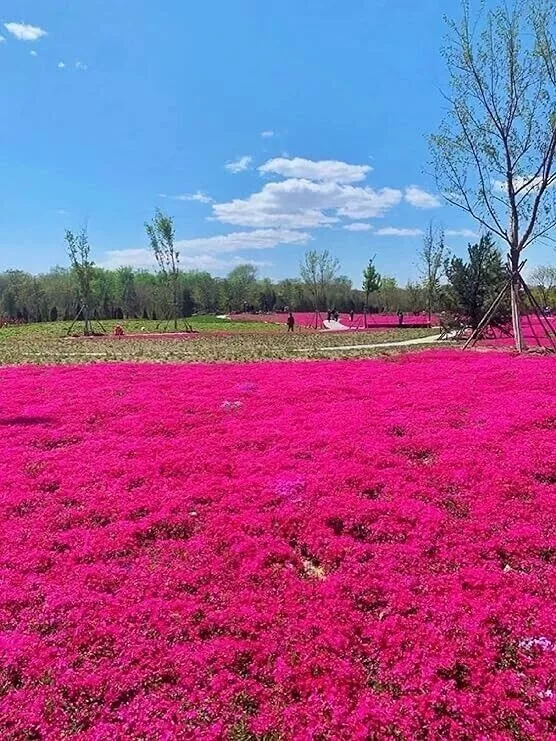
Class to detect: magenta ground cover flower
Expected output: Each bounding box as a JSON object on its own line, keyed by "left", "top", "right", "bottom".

{"left": 0, "top": 350, "right": 555, "bottom": 739}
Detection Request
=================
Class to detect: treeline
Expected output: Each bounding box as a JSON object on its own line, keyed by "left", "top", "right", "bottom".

{"left": 1, "top": 238, "right": 554, "bottom": 325}
{"left": 0, "top": 264, "right": 428, "bottom": 323}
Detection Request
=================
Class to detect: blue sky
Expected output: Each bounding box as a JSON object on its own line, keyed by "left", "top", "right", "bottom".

{"left": 1, "top": 0, "right": 553, "bottom": 286}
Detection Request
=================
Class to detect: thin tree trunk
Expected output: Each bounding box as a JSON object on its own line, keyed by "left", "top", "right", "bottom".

{"left": 83, "top": 304, "right": 92, "bottom": 336}
{"left": 510, "top": 251, "right": 524, "bottom": 352}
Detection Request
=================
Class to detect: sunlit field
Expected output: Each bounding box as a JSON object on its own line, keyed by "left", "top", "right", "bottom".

{"left": 0, "top": 319, "right": 436, "bottom": 365}
{"left": 1, "top": 352, "right": 555, "bottom": 738}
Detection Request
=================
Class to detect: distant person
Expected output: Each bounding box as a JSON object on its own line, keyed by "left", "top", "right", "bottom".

{"left": 397, "top": 310, "right": 404, "bottom": 327}
{"left": 287, "top": 312, "right": 295, "bottom": 332}
{"left": 350, "top": 309, "right": 355, "bottom": 322}
{"left": 333, "top": 309, "right": 339, "bottom": 322}
{"left": 327, "top": 310, "right": 332, "bottom": 321}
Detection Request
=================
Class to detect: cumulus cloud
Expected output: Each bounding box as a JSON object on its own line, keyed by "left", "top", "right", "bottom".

{"left": 494, "top": 175, "right": 556, "bottom": 194}
{"left": 404, "top": 186, "right": 442, "bottom": 209}
{"left": 75, "top": 61, "right": 88, "bottom": 71}
{"left": 175, "top": 228, "right": 311, "bottom": 253}
{"left": 0, "top": 36, "right": 6, "bottom": 43}
{"left": 160, "top": 191, "right": 213, "bottom": 204}
{"left": 225, "top": 156, "right": 253, "bottom": 174}
{"left": 30, "top": 50, "right": 38, "bottom": 56}
{"left": 445, "top": 229, "right": 478, "bottom": 238}
{"left": 57, "top": 62, "right": 66, "bottom": 69}
{"left": 100, "top": 229, "right": 309, "bottom": 270}
{"left": 4, "top": 22, "right": 47, "bottom": 41}
{"left": 213, "top": 178, "right": 402, "bottom": 229}
{"left": 100, "top": 250, "right": 272, "bottom": 273}
{"left": 343, "top": 222, "right": 374, "bottom": 232}
{"left": 375, "top": 227, "right": 424, "bottom": 237}
{"left": 261, "top": 130, "right": 274, "bottom": 138}
{"left": 259, "top": 157, "right": 372, "bottom": 184}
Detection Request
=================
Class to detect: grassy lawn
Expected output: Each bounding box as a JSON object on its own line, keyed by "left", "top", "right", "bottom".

{"left": 0, "top": 319, "right": 439, "bottom": 365}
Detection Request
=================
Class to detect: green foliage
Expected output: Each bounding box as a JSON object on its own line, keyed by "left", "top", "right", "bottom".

{"left": 444, "top": 234, "right": 507, "bottom": 328}
{"left": 65, "top": 229, "right": 95, "bottom": 334}
{"left": 145, "top": 209, "right": 180, "bottom": 328}
{"left": 362, "top": 258, "right": 382, "bottom": 308}
{"left": 530, "top": 265, "right": 556, "bottom": 307}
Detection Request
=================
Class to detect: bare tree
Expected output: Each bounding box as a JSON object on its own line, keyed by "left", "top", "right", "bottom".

{"left": 145, "top": 209, "right": 181, "bottom": 330}
{"left": 530, "top": 264, "right": 556, "bottom": 307}
{"left": 65, "top": 228, "right": 95, "bottom": 335}
{"left": 430, "top": 0, "right": 556, "bottom": 349}
{"left": 419, "top": 223, "right": 447, "bottom": 324}
{"left": 299, "top": 250, "right": 340, "bottom": 324}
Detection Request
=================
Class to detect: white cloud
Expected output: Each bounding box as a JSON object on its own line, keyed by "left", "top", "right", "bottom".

{"left": 99, "top": 250, "right": 273, "bottom": 273}
{"left": 445, "top": 229, "right": 478, "bottom": 238}
{"left": 160, "top": 191, "right": 213, "bottom": 204}
{"left": 213, "top": 178, "right": 402, "bottom": 229}
{"left": 30, "top": 50, "right": 38, "bottom": 56}
{"left": 261, "top": 130, "right": 275, "bottom": 138}
{"left": 57, "top": 62, "right": 66, "bottom": 69}
{"left": 225, "top": 155, "right": 253, "bottom": 174}
{"left": 4, "top": 22, "right": 47, "bottom": 41}
{"left": 175, "top": 228, "right": 311, "bottom": 254}
{"left": 259, "top": 157, "right": 372, "bottom": 184}
{"left": 0, "top": 36, "right": 6, "bottom": 43}
{"left": 343, "top": 222, "right": 373, "bottom": 232}
{"left": 75, "top": 60, "right": 88, "bottom": 71}
{"left": 494, "top": 175, "right": 556, "bottom": 194}
{"left": 100, "top": 228, "right": 310, "bottom": 270}
{"left": 375, "top": 227, "right": 424, "bottom": 237}
{"left": 405, "top": 186, "right": 442, "bottom": 209}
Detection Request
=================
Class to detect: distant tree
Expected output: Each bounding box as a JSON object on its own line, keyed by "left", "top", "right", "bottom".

{"left": 378, "top": 277, "right": 400, "bottom": 313}
{"left": 300, "top": 250, "right": 340, "bottom": 318}
{"left": 50, "top": 306, "right": 58, "bottom": 322}
{"left": 362, "top": 257, "right": 382, "bottom": 327}
{"left": 181, "top": 285, "right": 194, "bottom": 318}
{"left": 145, "top": 209, "right": 180, "bottom": 329}
{"left": 430, "top": 0, "right": 556, "bottom": 349}
{"left": 419, "top": 223, "right": 447, "bottom": 323}
{"left": 445, "top": 234, "right": 507, "bottom": 328}
{"left": 258, "top": 278, "right": 277, "bottom": 313}
{"left": 405, "top": 281, "right": 424, "bottom": 313}
{"left": 226, "top": 264, "right": 258, "bottom": 311}
{"left": 530, "top": 265, "right": 556, "bottom": 308}
{"left": 65, "top": 228, "right": 95, "bottom": 335}
{"left": 118, "top": 267, "right": 137, "bottom": 318}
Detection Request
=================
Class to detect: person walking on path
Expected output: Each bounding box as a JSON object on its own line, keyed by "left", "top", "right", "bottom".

{"left": 286, "top": 312, "right": 295, "bottom": 332}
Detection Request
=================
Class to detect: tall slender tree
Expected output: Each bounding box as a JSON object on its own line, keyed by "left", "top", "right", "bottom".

{"left": 65, "top": 228, "right": 95, "bottom": 335}
{"left": 362, "top": 257, "right": 382, "bottom": 327}
{"left": 419, "top": 223, "right": 447, "bottom": 324}
{"left": 430, "top": 0, "right": 556, "bottom": 349}
{"left": 299, "top": 250, "right": 340, "bottom": 324}
{"left": 145, "top": 209, "right": 180, "bottom": 330}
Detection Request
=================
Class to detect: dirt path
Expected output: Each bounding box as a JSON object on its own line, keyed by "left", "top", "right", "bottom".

{"left": 295, "top": 333, "right": 451, "bottom": 352}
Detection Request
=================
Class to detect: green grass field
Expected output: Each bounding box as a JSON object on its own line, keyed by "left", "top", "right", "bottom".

{"left": 0, "top": 318, "right": 439, "bottom": 365}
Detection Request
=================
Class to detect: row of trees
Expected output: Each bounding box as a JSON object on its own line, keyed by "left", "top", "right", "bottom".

{"left": 0, "top": 257, "right": 427, "bottom": 324}
{"left": 1, "top": 214, "right": 554, "bottom": 329}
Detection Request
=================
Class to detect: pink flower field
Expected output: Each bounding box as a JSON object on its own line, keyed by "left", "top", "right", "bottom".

{"left": 1, "top": 351, "right": 555, "bottom": 739}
